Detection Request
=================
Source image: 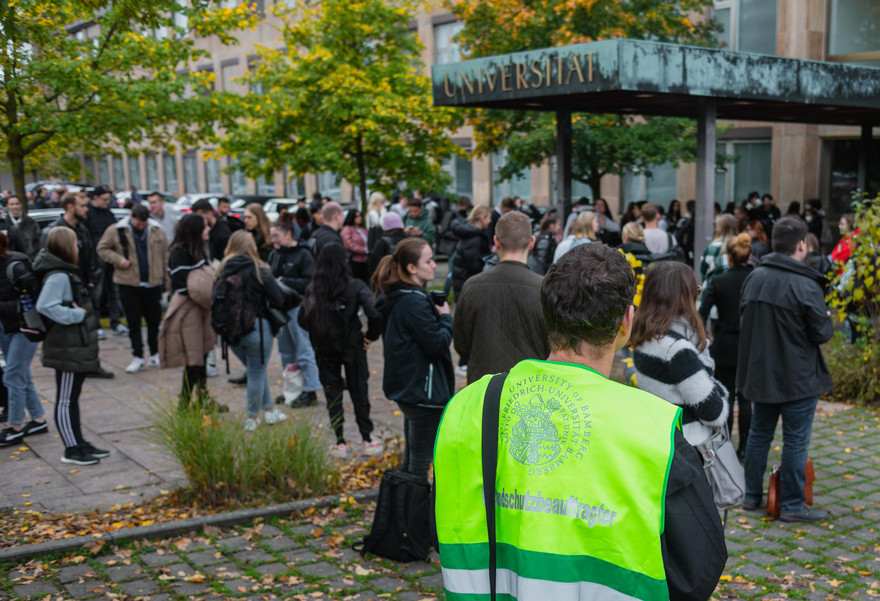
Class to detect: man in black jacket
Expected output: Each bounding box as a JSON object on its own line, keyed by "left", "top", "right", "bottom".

{"left": 1, "top": 195, "right": 39, "bottom": 259}
{"left": 192, "top": 199, "right": 231, "bottom": 263}
{"left": 737, "top": 217, "right": 833, "bottom": 522}
{"left": 42, "top": 192, "right": 114, "bottom": 378}
{"left": 312, "top": 202, "right": 344, "bottom": 257}
{"left": 86, "top": 186, "right": 127, "bottom": 338}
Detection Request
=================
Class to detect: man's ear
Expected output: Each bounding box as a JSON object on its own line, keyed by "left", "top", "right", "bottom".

{"left": 615, "top": 305, "right": 636, "bottom": 351}
{"left": 528, "top": 235, "right": 535, "bottom": 251}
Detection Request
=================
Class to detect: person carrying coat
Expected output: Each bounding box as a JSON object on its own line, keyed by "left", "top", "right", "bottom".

{"left": 451, "top": 206, "right": 491, "bottom": 301}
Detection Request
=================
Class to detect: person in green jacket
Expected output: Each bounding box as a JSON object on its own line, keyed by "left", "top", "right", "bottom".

{"left": 434, "top": 243, "right": 726, "bottom": 601}
{"left": 402, "top": 198, "right": 436, "bottom": 247}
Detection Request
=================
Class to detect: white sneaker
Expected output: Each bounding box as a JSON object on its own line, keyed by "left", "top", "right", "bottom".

{"left": 149, "top": 353, "right": 160, "bottom": 368}
{"left": 330, "top": 443, "right": 347, "bottom": 458}
{"left": 125, "top": 357, "right": 145, "bottom": 373}
{"left": 206, "top": 364, "right": 219, "bottom": 377}
{"left": 455, "top": 365, "right": 468, "bottom": 377}
{"left": 97, "top": 329, "right": 106, "bottom": 341}
{"left": 264, "top": 408, "right": 287, "bottom": 425}
{"left": 362, "top": 440, "right": 384, "bottom": 456}
{"left": 244, "top": 417, "right": 261, "bottom": 432}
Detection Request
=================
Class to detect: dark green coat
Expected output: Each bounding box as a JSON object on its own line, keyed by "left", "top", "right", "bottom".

{"left": 33, "top": 249, "right": 99, "bottom": 373}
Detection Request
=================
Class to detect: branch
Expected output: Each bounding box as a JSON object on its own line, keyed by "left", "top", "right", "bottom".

{"left": 91, "top": 19, "right": 121, "bottom": 70}
{"left": 21, "top": 131, "right": 54, "bottom": 155}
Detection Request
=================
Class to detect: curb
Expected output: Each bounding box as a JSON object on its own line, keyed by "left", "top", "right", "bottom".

{"left": 0, "top": 487, "right": 380, "bottom": 564}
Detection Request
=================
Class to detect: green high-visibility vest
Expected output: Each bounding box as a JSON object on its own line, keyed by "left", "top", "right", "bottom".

{"left": 434, "top": 359, "right": 682, "bottom": 601}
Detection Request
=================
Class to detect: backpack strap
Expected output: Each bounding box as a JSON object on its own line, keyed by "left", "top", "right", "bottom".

{"left": 482, "top": 371, "right": 509, "bottom": 601}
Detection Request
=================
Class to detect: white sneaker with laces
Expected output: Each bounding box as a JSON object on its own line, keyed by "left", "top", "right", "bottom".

{"left": 244, "top": 417, "right": 261, "bottom": 432}
{"left": 125, "top": 357, "right": 145, "bottom": 373}
{"left": 149, "top": 353, "right": 160, "bottom": 368}
{"left": 206, "top": 364, "right": 219, "bottom": 377}
{"left": 264, "top": 408, "right": 287, "bottom": 425}
{"left": 455, "top": 365, "right": 468, "bottom": 377}
{"left": 362, "top": 440, "right": 384, "bottom": 456}
{"left": 113, "top": 323, "right": 129, "bottom": 336}
{"left": 330, "top": 443, "right": 347, "bottom": 458}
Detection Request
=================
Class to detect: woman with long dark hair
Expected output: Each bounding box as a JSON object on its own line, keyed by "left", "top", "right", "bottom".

{"left": 34, "top": 228, "right": 104, "bottom": 465}
{"left": 0, "top": 231, "right": 47, "bottom": 446}
{"left": 699, "top": 233, "right": 753, "bottom": 458}
{"left": 373, "top": 238, "right": 453, "bottom": 480}
{"left": 299, "top": 244, "right": 383, "bottom": 458}
{"left": 630, "top": 262, "right": 729, "bottom": 446}
{"left": 159, "top": 214, "right": 223, "bottom": 409}
{"left": 341, "top": 209, "right": 369, "bottom": 283}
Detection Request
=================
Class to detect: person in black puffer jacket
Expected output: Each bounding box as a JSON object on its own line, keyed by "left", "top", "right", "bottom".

{"left": 532, "top": 212, "right": 559, "bottom": 275}
{"left": 299, "top": 244, "right": 383, "bottom": 458}
{"left": 451, "top": 206, "right": 491, "bottom": 301}
{"left": 34, "top": 228, "right": 104, "bottom": 465}
{"left": 267, "top": 213, "right": 321, "bottom": 407}
{"left": 373, "top": 237, "right": 453, "bottom": 481}
{"left": 0, "top": 232, "right": 48, "bottom": 447}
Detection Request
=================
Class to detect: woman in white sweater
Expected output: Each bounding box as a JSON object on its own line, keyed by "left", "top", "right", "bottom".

{"left": 629, "top": 261, "right": 729, "bottom": 446}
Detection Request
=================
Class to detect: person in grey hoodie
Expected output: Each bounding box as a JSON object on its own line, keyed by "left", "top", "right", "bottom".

{"left": 34, "top": 227, "right": 107, "bottom": 466}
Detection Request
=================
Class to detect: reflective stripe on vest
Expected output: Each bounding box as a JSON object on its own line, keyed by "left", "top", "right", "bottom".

{"left": 434, "top": 359, "right": 681, "bottom": 601}
{"left": 442, "top": 567, "right": 644, "bottom": 601}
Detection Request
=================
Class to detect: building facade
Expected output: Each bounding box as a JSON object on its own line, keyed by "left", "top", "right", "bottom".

{"left": 23, "top": 0, "right": 880, "bottom": 220}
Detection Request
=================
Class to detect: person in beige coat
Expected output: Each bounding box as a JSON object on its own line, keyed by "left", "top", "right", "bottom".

{"left": 157, "top": 214, "right": 223, "bottom": 409}
{"left": 96, "top": 204, "right": 169, "bottom": 373}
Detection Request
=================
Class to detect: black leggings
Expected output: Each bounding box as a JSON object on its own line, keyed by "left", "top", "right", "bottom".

{"left": 181, "top": 358, "right": 208, "bottom": 403}
{"left": 54, "top": 371, "right": 86, "bottom": 449}
{"left": 397, "top": 403, "right": 444, "bottom": 481}
{"left": 715, "top": 364, "right": 752, "bottom": 453}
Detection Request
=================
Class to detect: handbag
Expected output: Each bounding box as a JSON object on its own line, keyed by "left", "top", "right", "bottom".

{"left": 354, "top": 468, "right": 432, "bottom": 562}
{"left": 265, "top": 305, "right": 290, "bottom": 331}
{"left": 695, "top": 425, "right": 745, "bottom": 510}
{"left": 767, "top": 458, "right": 815, "bottom": 517}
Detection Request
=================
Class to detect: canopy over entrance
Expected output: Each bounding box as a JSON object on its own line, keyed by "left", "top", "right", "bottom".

{"left": 432, "top": 38, "right": 880, "bottom": 272}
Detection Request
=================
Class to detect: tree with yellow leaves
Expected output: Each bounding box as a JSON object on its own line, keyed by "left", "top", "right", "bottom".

{"left": 220, "top": 0, "right": 464, "bottom": 213}
{"left": 0, "top": 0, "right": 259, "bottom": 199}
{"left": 450, "top": 0, "right": 720, "bottom": 200}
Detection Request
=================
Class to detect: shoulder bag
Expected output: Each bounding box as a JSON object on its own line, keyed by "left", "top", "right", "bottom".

{"left": 695, "top": 425, "right": 745, "bottom": 511}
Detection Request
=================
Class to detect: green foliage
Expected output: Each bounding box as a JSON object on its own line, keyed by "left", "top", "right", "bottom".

{"left": 823, "top": 331, "right": 880, "bottom": 404}
{"left": 147, "top": 400, "right": 335, "bottom": 507}
{"left": 0, "top": 0, "right": 259, "bottom": 197}
{"left": 219, "top": 0, "right": 464, "bottom": 213}
{"left": 450, "top": 0, "right": 720, "bottom": 198}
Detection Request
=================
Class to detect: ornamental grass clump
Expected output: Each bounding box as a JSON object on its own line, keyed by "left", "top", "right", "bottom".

{"left": 147, "top": 397, "right": 335, "bottom": 507}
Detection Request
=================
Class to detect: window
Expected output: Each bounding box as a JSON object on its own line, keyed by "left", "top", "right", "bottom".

{"left": 231, "top": 162, "right": 247, "bottom": 195}
{"left": 112, "top": 156, "right": 125, "bottom": 189}
{"left": 571, "top": 180, "right": 593, "bottom": 202}
{"left": 173, "top": 11, "right": 188, "bottom": 33}
{"left": 128, "top": 156, "right": 141, "bottom": 189}
{"left": 286, "top": 174, "right": 305, "bottom": 197}
{"left": 220, "top": 62, "right": 239, "bottom": 92}
{"left": 442, "top": 154, "right": 473, "bottom": 198}
{"left": 183, "top": 152, "right": 198, "bottom": 192}
{"left": 257, "top": 161, "right": 276, "bottom": 195}
{"left": 317, "top": 171, "right": 341, "bottom": 200}
{"left": 146, "top": 155, "right": 160, "bottom": 190}
{"left": 623, "top": 163, "right": 678, "bottom": 206}
{"left": 204, "top": 157, "right": 223, "bottom": 193}
{"left": 434, "top": 21, "right": 464, "bottom": 65}
{"left": 713, "top": 141, "right": 771, "bottom": 206}
{"left": 826, "top": 139, "right": 880, "bottom": 218}
{"left": 97, "top": 158, "right": 110, "bottom": 186}
{"left": 83, "top": 156, "right": 95, "bottom": 182}
{"left": 247, "top": 58, "right": 265, "bottom": 95}
{"left": 491, "top": 150, "right": 531, "bottom": 203}
{"left": 163, "top": 154, "right": 178, "bottom": 192}
{"left": 712, "top": 0, "right": 777, "bottom": 55}
{"left": 828, "top": 0, "right": 880, "bottom": 66}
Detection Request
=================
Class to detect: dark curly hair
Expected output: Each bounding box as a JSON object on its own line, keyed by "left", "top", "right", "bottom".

{"left": 541, "top": 243, "right": 635, "bottom": 352}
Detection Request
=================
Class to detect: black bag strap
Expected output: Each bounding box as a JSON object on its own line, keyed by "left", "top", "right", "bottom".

{"left": 481, "top": 371, "right": 508, "bottom": 601}
{"left": 118, "top": 226, "right": 130, "bottom": 261}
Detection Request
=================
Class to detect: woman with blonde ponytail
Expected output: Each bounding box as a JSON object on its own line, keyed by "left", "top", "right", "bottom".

{"left": 698, "top": 232, "right": 754, "bottom": 458}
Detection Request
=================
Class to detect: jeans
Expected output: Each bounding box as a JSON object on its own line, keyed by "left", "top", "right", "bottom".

{"left": 118, "top": 284, "right": 162, "bottom": 358}
{"left": 276, "top": 306, "right": 321, "bottom": 392}
{"left": 715, "top": 364, "right": 751, "bottom": 453}
{"left": 744, "top": 396, "right": 818, "bottom": 513}
{"left": 397, "top": 402, "right": 444, "bottom": 481}
{"left": 231, "top": 318, "right": 275, "bottom": 418}
{"left": 0, "top": 329, "right": 43, "bottom": 426}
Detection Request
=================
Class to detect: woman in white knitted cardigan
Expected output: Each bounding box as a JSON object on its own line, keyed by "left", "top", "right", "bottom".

{"left": 629, "top": 261, "right": 729, "bottom": 446}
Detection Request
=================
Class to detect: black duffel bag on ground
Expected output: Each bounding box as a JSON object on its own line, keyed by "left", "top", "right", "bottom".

{"left": 354, "top": 468, "right": 432, "bottom": 562}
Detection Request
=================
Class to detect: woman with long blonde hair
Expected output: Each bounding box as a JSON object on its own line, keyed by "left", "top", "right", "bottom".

{"left": 216, "top": 230, "right": 291, "bottom": 431}
{"left": 553, "top": 210, "right": 597, "bottom": 263}
{"left": 243, "top": 203, "right": 272, "bottom": 261}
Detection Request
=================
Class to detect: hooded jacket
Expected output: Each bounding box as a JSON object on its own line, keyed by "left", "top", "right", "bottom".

{"left": 375, "top": 284, "right": 454, "bottom": 407}
{"left": 33, "top": 248, "right": 99, "bottom": 373}
{"left": 41, "top": 216, "right": 100, "bottom": 287}
{"left": 267, "top": 244, "right": 315, "bottom": 295}
{"left": 451, "top": 221, "right": 490, "bottom": 296}
{"left": 736, "top": 252, "right": 833, "bottom": 404}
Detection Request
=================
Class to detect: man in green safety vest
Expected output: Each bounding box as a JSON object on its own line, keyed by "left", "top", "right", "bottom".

{"left": 434, "top": 243, "right": 726, "bottom": 601}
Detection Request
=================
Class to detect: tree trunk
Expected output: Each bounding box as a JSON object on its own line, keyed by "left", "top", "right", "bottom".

{"left": 7, "top": 133, "right": 27, "bottom": 202}
{"left": 355, "top": 135, "right": 368, "bottom": 216}
{"left": 588, "top": 171, "right": 602, "bottom": 205}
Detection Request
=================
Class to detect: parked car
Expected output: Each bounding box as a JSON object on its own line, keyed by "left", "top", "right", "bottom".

{"left": 28, "top": 208, "right": 131, "bottom": 231}
{"left": 25, "top": 181, "right": 94, "bottom": 195}
{"left": 115, "top": 190, "right": 177, "bottom": 209}
{"left": 259, "top": 198, "right": 301, "bottom": 223}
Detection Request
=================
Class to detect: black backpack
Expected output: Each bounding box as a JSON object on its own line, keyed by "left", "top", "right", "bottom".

{"left": 5, "top": 259, "right": 48, "bottom": 342}
{"left": 354, "top": 468, "right": 432, "bottom": 562}
{"left": 210, "top": 270, "right": 256, "bottom": 345}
